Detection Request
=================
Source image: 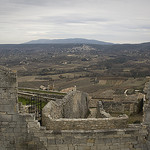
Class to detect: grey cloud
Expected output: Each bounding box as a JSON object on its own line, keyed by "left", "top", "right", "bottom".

{"left": 3, "top": 0, "right": 84, "bottom": 7}
{"left": 21, "top": 15, "right": 111, "bottom": 25}
{"left": 3, "top": 0, "right": 50, "bottom": 6}
{"left": 136, "top": 25, "right": 150, "bottom": 30}
{"left": 0, "top": 0, "right": 150, "bottom": 44}
{"left": 121, "top": 24, "right": 150, "bottom": 31}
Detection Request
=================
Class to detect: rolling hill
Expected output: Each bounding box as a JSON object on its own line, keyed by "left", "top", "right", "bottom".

{"left": 24, "top": 38, "right": 113, "bottom": 45}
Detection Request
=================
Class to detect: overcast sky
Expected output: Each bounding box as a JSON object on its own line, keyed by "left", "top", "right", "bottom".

{"left": 0, "top": 0, "right": 150, "bottom": 44}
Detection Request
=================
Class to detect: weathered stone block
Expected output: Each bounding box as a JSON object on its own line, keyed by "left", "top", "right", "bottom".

{"left": 96, "top": 144, "right": 109, "bottom": 150}
{"left": 63, "top": 136, "right": 73, "bottom": 144}
{"left": 68, "top": 144, "right": 75, "bottom": 150}
{"left": 77, "top": 145, "right": 91, "bottom": 150}
{"left": 0, "top": 114, "right": 12, "bottom": 122}
{"left": 47, "top": 138, "right": 56, "bottom": 145}
{"left": 0, "top": 105, "right": 17, "bottom": 114}
{"left": 72, "top": 138, "right": 87, "bottom": 144}
{"left": 47, "top": 145, "right": 58, "bottom": 150}
{"left": 55, "top": 138, "right": 63, "bottom": 144}
{"left": 57, "top": 145, "right": 69, "bottom": 150}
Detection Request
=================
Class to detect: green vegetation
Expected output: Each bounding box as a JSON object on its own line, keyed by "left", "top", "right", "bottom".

{"left": 18, "top": 97, "right": 48, "bottom": 108}
{"left": 19, "top": 88, "right": 66, "bottom": 95}
{"left": 18, "top": 97, "right": 30, "bottom": 105}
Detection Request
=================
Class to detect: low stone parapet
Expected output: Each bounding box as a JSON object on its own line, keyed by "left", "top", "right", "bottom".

{"left": 42, "top": 115, "right": 128, "bottom": 130}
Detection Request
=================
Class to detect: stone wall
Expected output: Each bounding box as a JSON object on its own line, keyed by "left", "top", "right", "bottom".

{"left": 143, "top": 81, "right": 150, "bottom": 148}
{"left": 42, "top": 100, "right": 62, "bottom": 119}
{"left": 0, "top": 66, "right": 150, "bottom": 150}
{"left": 96, "top": 101, "right": 112, "bottom": 118}
{"left": 42, "top": 90, "right": 90, "bottom": 120}
{"left": 44, "top": 127, "right": 148, "bottom": 150}
{"left": 42, "top": 116, "right": 128, "bottom": 130}
{"left": 102, "top": 101, "right": 140, "bottom": 114}
{"left": 144, "top": 82, "right": 150, "bottom": 125}
{"left": 90, "top": 98, "right": 142, "bottom": 115}
{"left": 0, "top": 66, "right": 46, "bottom": 150}
{"left": 62, "top": 91, "right": 90, "bottom": 118}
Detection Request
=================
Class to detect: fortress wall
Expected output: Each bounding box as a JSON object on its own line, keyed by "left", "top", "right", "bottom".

{"left": 45, "top": 127, "right": 147, "bottom": 150}
{"left": 24, "top": 114, "right": 148, "bottom": 150}
{"left": 0, "top": 66, "right": 149, "bottom": 150}
{"left": 0, "top": 66, "right": 46, "bottom": 150}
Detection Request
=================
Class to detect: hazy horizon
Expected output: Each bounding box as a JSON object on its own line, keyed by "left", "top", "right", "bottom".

{"left": 0, "top": 37, "right": 150, "bottom": 45}
{"left": 20, "top": 38, "right": 150, "bottom": 45}
{"left": 0, "top": 0, "right": 150, "bottom": 44}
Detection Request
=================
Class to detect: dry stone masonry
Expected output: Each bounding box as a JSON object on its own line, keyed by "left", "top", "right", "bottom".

{"left": 0, "top": 66, "right": 150, "bottom": 150}
{"left": 42, "top": 94, "right": 128, "bottom": 130}
{"left": 42, "top": 90, "right": 90, "bottom": 120}
{"left": 0, "top": 66, "right": 46, "bottom": 150}
{"left": 90, "top": 93, "right": 144, "bottom": 115}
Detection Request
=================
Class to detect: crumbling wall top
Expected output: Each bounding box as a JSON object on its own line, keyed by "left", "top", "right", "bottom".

{"left": 0, "top": 65, "right": 18, "bottom": 114}
{"left": 42, "top": 90, "right": 90, "bottom": 122}
{"left": 0, "top": 66, "right": 17, "bottom": 88}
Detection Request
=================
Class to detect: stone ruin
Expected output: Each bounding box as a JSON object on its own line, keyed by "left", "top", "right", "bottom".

{"left": 42, "top": 91, "right": 128, "bottom": 131}
{"left": 42, "top": 90, "right": 90, "bottom": 119}
{"left": 96, "top": 101, "right": 112, "bottom": 118}
{"left": 1, "top": 65, "right": 150, "bottom": 150}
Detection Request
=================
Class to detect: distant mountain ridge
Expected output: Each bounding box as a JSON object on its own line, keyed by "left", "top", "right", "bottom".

{"left": 24, "top": 38, "right": 113, "bottom": 45}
